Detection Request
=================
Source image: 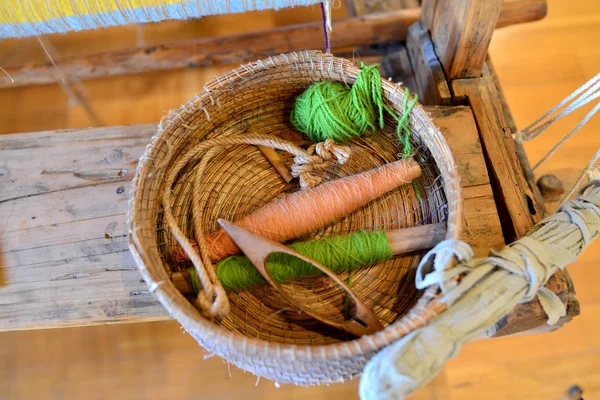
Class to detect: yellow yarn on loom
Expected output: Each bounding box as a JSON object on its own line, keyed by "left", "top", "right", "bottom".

{"left": 0, "top": 0, "right": 184, "bottom": 24}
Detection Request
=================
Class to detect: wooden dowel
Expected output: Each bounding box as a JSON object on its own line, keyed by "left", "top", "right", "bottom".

{"left": 172, "top": 158, "right": 421, "bottom": 263}
{"left": 257, "top": 146, "right": 294, "bottom": 183}
{"left": 0, "top": 1, "right": 547, "bottom": 89}
{"left": 172, "top": 223, "right": 447, "bottom": 294}
{"left": 496, "top": 0, "right": 547, "bottom": 29}
{"left": 247, "top": 127, "right": 295, "bottom": 183}
{"left": 386, "top": 222, "right": 447, "bottom": 254}
{"left": 173, "top": 269, "right": 194, "bottom": 294}
{"left": 171, "top": 269, "right": 194, "bottom": 294}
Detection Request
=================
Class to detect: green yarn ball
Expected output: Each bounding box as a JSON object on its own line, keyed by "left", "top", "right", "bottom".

{"left": 291, "top": 63, "right": 386, "bottom": 143}
{"left": 291, "top": 62, "right": 418, "bottom": 161}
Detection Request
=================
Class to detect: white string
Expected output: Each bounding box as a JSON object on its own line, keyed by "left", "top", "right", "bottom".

{"left": 532, "top": 102, "right": 600, "bottom": 171}
{"left": 514, "top": 73, "right": 600, "bottom": 142}
{"left": 323, "top": 0, "right": 333, "bottom": 33}
{"left": 37, "top": 37, "right": 103, "bottom": 126}
{"left": 529, "top": 91, "right": 600, "bottom": 142}
{"left": 512, "top": 73, "right": 600, "bottom": 171}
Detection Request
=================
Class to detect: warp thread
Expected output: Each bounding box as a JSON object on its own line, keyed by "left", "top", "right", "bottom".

{"left": 291, "top": 62, "right": 418, "bottom": 159}
{"left": 1, "top": 0, "right": 328, "bottom": 39}
{"left": 187, "top": 230, "right": 393, "bottom": 290}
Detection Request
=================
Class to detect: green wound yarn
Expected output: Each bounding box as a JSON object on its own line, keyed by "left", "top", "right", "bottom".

{"left": 189, "top": 230, "right": 393, "bottom": 291}
{"left": 290, "top": 62, "right": 418, "bottom": 158}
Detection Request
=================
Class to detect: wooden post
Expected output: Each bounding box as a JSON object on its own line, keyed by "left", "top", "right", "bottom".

{"left": 421, "top": 0, "right": 502, "bottom": 79}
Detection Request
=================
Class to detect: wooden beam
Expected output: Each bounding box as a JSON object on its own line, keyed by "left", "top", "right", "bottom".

{"left": 427, "top": 106, "right": 505, "bottom": 257}
{"left": 1, "top": 9, "right": 421, "bottom": 89}
{"left": 452, "top": 76, "right": 543, "bottom": 241}
{"left": 485, "top": 57, "right": 547, "bottom": 216}
{"left": 496, "top": 0, "right": 548, "bottom": 29}
{"left": 0, "top": 1, "right": 548, "bottom": 89}
{"left": 421, "top": 0, "right": 502, "bottom": 79}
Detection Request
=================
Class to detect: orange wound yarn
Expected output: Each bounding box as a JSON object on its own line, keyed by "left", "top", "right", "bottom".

{"left": 204, "top": 158, "right": 421, "bottom": 262}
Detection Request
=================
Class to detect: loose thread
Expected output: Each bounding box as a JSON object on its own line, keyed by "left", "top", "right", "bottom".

{"left": 388, "top": 87, "right": 419, "bottom": 159}
{"left": 0, "top": 66, "right": 14, "bottom": 83}
{"left": 189, "top": 266, "right": 201, "bottom": 294}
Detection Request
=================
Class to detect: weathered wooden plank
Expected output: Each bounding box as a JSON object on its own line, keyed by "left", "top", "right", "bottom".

{"left": 0, "top": 106, "right": 504, "bottom": 330}
{"left": 0, "top": 9, "right": 421, "bottom": 89}
{"left": 406, "top": 22, "right": 451, "bottom": 105}
{"left": 0, "top": 2, "right": 548, "bottom": 89}
{"left": 427, "top": 106, "right": 505, "bottom": 256}
{"left": 452, "top": 76, "right": 543, "bottom": 241}
{"left": 421, "top": 0, "right": 502, "bottom": 79}
{"left": 0, "top": 125, "right": 169, "bottom": 331}
{"left": 485, "top": 57, "right": 547, "bottom": 216}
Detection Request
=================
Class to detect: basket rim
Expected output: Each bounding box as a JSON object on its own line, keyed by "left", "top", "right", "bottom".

{"left": 127, "top": 50, "right": 463, "bottom": 361}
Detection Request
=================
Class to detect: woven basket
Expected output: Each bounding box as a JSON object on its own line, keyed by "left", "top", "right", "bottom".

{"left": 128, "top": 51, "right": 463, "bottom": 385}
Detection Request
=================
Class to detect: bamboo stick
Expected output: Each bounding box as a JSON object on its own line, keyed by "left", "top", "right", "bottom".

{"left": 257, "top": 146, "right": 294, "bottom": 183}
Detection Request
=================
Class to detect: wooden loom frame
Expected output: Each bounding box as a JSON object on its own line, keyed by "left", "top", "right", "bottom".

{"left": 0, "top": 0, "right": 579, "bottom": 336}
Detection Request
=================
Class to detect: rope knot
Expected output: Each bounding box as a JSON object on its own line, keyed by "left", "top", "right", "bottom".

{"left": 484, "top": 236, "right": 572, "bottom": 325}
{"left": 314, "top": 138, "right": 352, "bottom": 164}
{"left": 415, "top": 239, "right": 474, "bottom": 293}
{"left": 196, "top": 285, "right": 230, "bottom": 319}
{"left": 291, "top": 139, "right": 352, "bottom": 189}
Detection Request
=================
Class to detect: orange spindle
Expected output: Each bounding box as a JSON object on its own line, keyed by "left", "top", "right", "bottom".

{"left": 203, "top": 158, "right": 421, "bottom": 262}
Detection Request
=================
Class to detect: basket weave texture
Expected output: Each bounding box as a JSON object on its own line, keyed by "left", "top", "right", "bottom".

{"left": 128, "top": 51, "right": 463, "bottom": 385}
